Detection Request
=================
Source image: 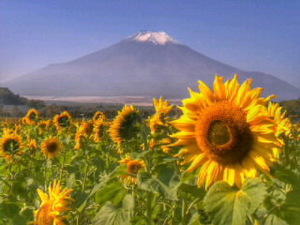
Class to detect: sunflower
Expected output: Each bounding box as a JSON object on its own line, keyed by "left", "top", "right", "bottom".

{"left": 93, "top": 120, "right": 104, "bottom": 143}
{"left": 0, "top": 134, "right": 23, "bottom": 161}
{"left": 119, "top": 156, "right": 145, "bottom": 184}
{"left": 170, "top": 75, "right": 285, "bottom": 189}
{"left": 108, "top": 105, "right": 141, "bottom": 145}
{"left": 160, "top": 138, "right": 174, "bottom": 153}
{"left": 74, "top": 126, "right": 85, "bottom": 150}
{"left": 28, "top": 138, "right": 38, "bottom": 151}
{"left": 39, "top": 120, "right": 52, "bottom": 130}
{"left": 24, "top": 109, "right": 40, "bottom": 125}
{"left": 2, "top": 128, "right": 16, "bottom": 136}
{"left": 267, "top": 102, "right": 292, "bottom": 137}
{"left": 79, "top": 120, "right": 94, "bottom": 136}
{"left": 93, "top": 111, "right": 106, "bottom": 122}
{"left": 41, "top": 137, "right": 62, "bottom": 159}
{"left": 34, "top": 180, "right": 74, "bottom": 225}
{"left": 266, "top": 102, "right": 292, "bottom": 158}
{"left": 53, "top": 111, "right": 72, "bottom": 130}
{"left": 149, "top": 97, "right": 173, "bottom": 134}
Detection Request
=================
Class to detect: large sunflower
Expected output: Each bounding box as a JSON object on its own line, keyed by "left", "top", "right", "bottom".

{"left": 108, "top": 105, "right": 141, "bottom": 145}
{"left": 0, "top": 134, "right": 23, "bottom": 161}
{"left": 41, "top": 137, "right": 62, "bottom": 159}
{"left": 34, "top": 180, "right": 74, "bottom": 225}
{"left": 170, "top": 75, "right": 285, "bottom": 189}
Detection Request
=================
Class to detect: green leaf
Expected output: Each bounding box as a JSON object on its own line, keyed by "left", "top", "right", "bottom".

{"left": 264, "top": 214, "right": 288, "bottom": 225}
{"left": 77, "top": 170, "right": 117, "bottom": 212}
{"left": 95, "top": 181, "right": 127, "bottom": 206}
{"left": 0, "top": 202, "right": 19, "bottom": 218}
{"left": 188, "top": 211, "right": 204, "bottom": 225}
{"left": 89, "top": 170, "right": 118, "bottom": 198}
{"left": 180, "top": 183, "right": 206, "bottom": 199}
{"left": 203, "top": 178, "right": 266, "bottom": 225}
{"left": 91, "top": 194, "right": 134, "bottom": 225}
{"left": 130, "top": 216, "right": 147, "bottom": 225}
{"left": 66, "top": 173, "right": 76, "bottom": 187}
{"left": 242, "top": 178, "right": 267, "bottom": 213}
{"left": 275, "top": 190, "right": 300, "bottom": 225}
{"left": 271, "top": 164, "right": 300, "bottom": 190}
{"left": 137, "top": 164, "right": 180, "bottom": 200}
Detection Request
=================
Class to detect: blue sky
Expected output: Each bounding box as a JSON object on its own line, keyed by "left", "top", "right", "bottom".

{"left": 1, "top": 0, "right": 300, "bottom": 87}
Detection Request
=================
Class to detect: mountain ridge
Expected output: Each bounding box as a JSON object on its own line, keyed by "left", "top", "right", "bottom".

{"left": 4, "top": 31, "right": 300, "bottom": 101}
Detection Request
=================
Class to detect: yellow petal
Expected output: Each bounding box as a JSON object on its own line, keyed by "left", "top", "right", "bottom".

{"left": 223, "top": 167, "right": 236, "bottom": 186}
{"left": 205, "top": 161, "right": 220, "bottom": 188}
{"left": 197, "top": 161, "right": 211, "bottom": 187}
{"left": 37, "top": 189, "right": 49, "bottom": 203}
{"left": 170, "top": 118, "right": 195, "bottom": 132}
{"left": 249, "top": 151, "right": 270, "bottom": 171}
{"left": 170, "top": 131, "right": 195, "bottom": 139}
{"left": 198, "top": 80, "right": 214, "bottom": 102}
{"left": 236, "top": 79, "right": 252, "bottom": 105}
{"left": 213, "top": 75, "right": 225, "bottom": 99}
{"left": 186, "top": 153, "right": 207, "bottom": 172}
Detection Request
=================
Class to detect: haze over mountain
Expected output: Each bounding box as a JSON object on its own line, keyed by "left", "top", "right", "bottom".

{"left": 4, "top": 31, "right": 300, "bottom": 101}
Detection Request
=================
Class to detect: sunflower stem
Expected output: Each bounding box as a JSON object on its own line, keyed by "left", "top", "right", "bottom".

{"left": 181, "top": 198, "right": 187, "bottom": 225}
{"left": 59, "top": 151, "right": 66, "bottom": 181}
{"left": 146, "top": 192, "right": 153, "bottom": 225}
{"left": 185, "top": 197, "right": 200, "bottom": 215}
{"left": 7, "top": 162, "right": 13, "bottom": 194}
{"left": 82, "top": 150, "right": 90, "bottom": 191}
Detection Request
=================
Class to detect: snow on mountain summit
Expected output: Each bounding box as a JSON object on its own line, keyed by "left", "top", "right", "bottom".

{"left": 129, "top": 31, "right": 179, "bottom": 45}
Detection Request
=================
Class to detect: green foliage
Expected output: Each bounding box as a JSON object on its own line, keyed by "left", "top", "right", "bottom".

{"left": 137, "top": 164, "right": 180, "bottom": 201}
{"left": 271, "top": 163, "right": 300, "bottom": 189}
{"left": 204, "top": 178, "right": 267, "bottom": 225}
{"left": 91, "top": 194, "right": 134, "bottom": 225}
{"left": 0, "top": 101, "right": 299, "bottom": 225}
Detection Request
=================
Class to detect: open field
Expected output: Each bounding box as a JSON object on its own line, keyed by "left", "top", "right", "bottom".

{"left": 23, "top": 95, "right": 183, "bottom": 106}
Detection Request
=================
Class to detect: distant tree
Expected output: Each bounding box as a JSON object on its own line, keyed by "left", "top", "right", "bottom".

{"left": 26, "top": 99, "right": 46, "bottom": 109}
{"left": 280, "top": 99, "right": 300, "bottom": 121}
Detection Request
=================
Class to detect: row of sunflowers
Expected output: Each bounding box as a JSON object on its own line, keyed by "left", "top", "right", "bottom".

{"left": 0, "top": 75, "right": 300, "bottom": 225}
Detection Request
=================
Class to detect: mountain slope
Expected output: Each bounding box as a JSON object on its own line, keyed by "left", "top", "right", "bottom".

{"left": 0, "top": 87, "right": 27, "bottom": 105}
{"left": 4, "top": 31, "right": 300, "bottom": 101}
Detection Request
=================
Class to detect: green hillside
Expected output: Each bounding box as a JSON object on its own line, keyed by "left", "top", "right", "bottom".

{"left": 0, "top": 87, "right": 27, "bottom": 105}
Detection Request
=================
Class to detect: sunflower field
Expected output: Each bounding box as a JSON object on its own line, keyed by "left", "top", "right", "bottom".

{"left": 1, "top": 75, "right": 300, "bottom": 225}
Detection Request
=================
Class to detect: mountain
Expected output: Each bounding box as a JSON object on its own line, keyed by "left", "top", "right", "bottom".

{"left": 4, "top": 31, "right": 300, "bottom": 101}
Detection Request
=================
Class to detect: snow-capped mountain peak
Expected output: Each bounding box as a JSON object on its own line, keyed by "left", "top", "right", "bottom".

{"left": 129, "top": 31, "right": 179, "bottom": 45}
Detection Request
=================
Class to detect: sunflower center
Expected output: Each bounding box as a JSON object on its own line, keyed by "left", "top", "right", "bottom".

{"left": 29, "top": 113, "right": 37, "bottom": 121}
{"left": 120, "top": 112, "right": 141, "bottom": 140}
{"left": 208, "top": 121, "right": 231, "bottom": 146}
{"left": 47, "top": 142, "right": 58, "bottom": 153}
{"left": 59, "top": 116, "right": 70, "bottom": 127}
{"left": 3, "top": 139, "right": 20, "bottom": 154}
{"left": 36, "top": 203, "right": 54, "bottom": 225}
{"left": 195, "top": 102, "right": 253, "bottom": 165}
{"left": 127, "top": 163, "right": 143, "bottom": 174}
